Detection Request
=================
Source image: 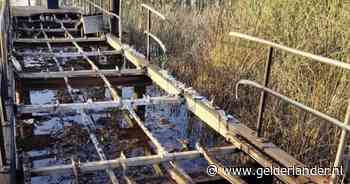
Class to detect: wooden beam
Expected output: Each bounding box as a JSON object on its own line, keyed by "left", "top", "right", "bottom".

{"left": 106, "top": 34, "right": 328, "bottom": 184}
{"left": 14, "top": 37, "right": 106, "bottom": 43}
{"left": 30, "top": 145, "right": 237, "bottom": 176}
{"left": 16, "top": 27, "right": 78, "bottom": 33}
{"left": 127, "top": 109, "right": 196, "bottom": 184}
{"left": 17, "top": 96, "right": 181, "bottom": 114}
{"left": 61, "top": 23, "right": 121, "bottom": 102}
{"left": 18, "top": 69, "right": 143, "bottom": 79}
{"left": 120, "top": 152, "right": 137, "bottom": 184}
{"left": 15, "top": 50, "right": 122, "bottom": 58}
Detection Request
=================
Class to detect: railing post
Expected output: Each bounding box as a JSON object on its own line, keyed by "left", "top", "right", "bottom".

{"left": 83, "top": 0, "right": 86, "bottom": 15}
{"left": 331, "top": 100, "right": 350, "bottom": 184}
{"left": 146, "top": 9, "right": 151, "bottom": 61}
{"left": 256, "top": 46, "right": 274, "bottom": 137}
{"left": 110, "top": 0, "right": 121, "bottom": 40}
{"left": 118, "top": 0, "right": 122, "bottom": 41}
{"left": 99, "top": 0, "right": 102, "bottom": 13}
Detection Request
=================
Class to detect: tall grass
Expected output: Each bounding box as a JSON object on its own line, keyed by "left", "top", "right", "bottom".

{"left": 123, "top": 0, "right": 350, "bottom": 168}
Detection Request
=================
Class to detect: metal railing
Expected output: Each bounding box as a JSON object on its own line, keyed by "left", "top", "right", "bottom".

{"left": 231, "top": 31, "right": 350, "bottom": 184}
{"left": 141, "top": 4, "right": 167, "bottom": 62}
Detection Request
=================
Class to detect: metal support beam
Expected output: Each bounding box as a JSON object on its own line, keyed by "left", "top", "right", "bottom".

{"left": 110, "top": 0, "right": 121, "bottom": 39}
{"left": 256, "top": 47, "right": 273, "bottom": 137}
{"left": 331, "top": 101, "right": 350, "bottom": 184}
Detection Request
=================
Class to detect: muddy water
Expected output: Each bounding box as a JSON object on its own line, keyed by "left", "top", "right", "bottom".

{"left": 22, "top": 84, "right": 225, "bottom": 183}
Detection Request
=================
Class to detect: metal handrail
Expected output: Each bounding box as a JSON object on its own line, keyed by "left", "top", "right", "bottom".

{"left": 141, "top": 4, "right": 167, "bottom": 62}
{"left": 229, "top": 31, "right": 350, "bottom": 70}
{"left": 144, "top": 31, "right": 167, "bottom": 54}
{"left": 236, "top": 80, "right": 350, "bottom": 132}
{"left": 236, "top": 79, "right": 350, "bottom": 183}
{"left": 85, "top": 0, "right": 120, "bottom": 19}
{"left": 141, "top": 4, "right": 166, "bottom": 20}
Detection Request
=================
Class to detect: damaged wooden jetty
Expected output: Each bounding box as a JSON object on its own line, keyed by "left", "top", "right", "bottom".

{"left": 0, "top": 0, "right": 349, "bottom": 183}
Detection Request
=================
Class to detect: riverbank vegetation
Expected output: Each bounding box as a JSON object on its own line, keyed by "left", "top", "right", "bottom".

{"left": 123, "top": 0, "right": 350, "bottom": 168}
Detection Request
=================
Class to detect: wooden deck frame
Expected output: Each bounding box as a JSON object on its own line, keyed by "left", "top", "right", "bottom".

{"left": 106, "top": 34, "right": 329, "bottom": 184}
{"left": 38, "top": 25, "right": 120, "bottom": 184}
{"left": 60, "top": 22, "right": 200, "bottom": 184}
